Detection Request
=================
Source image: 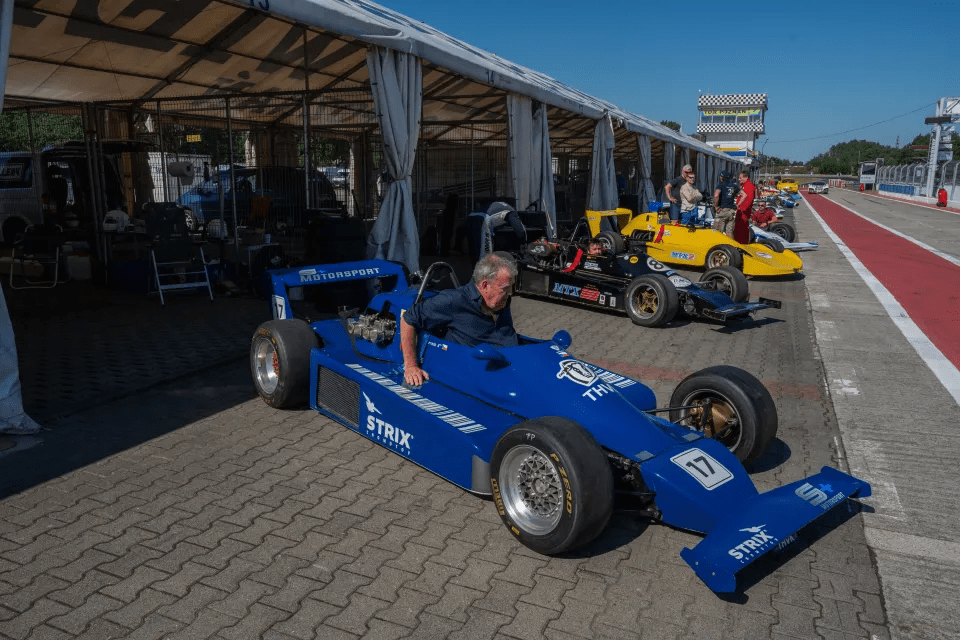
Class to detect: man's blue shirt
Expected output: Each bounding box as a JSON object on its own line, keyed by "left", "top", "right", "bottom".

{"left": 716, "top": 179, "right": 739, "bottom": 209}
{"left": 403, "top": 281, "right": 518, "bottom": 348}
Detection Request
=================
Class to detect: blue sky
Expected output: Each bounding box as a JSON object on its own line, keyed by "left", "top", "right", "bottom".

{"left": 384, "top": 0, "right": 960, "bottom": 162}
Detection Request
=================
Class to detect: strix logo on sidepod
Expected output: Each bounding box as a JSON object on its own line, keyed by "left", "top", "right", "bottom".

{"left": 363, "top": 392, "right": 413, "bottom": 453}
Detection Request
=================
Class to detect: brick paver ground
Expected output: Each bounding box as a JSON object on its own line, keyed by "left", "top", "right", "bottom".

{"left": 0, "top": 224, "right": 889, "bottom": 639}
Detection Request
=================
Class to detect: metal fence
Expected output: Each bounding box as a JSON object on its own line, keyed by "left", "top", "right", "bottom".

{"left": 878, "top": 161, "right": 958, "bottom": 200}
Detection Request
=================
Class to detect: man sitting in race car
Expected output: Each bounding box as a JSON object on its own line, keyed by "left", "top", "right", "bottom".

{"left": 401, "top": 252, "right": 518, "bottom": 387}
{"left": 750, "top": 205, "right": 778, "bottom": 229}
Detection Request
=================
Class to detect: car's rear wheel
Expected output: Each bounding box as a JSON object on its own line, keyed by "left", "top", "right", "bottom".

{"left": 768, "top": 222, "right": 796, "bottom": 243}
{"left": 596, "top": 230, "right": 624, "bottom": 254}
{"left": 625, "top": 275, "right": 678, "bottom": 327}
{"left": 668, "top": 366, "right": 778, "bottom": 465}
{"left": 251, "top": 319, "right": 318, "bottom": 408}
{"left": 491, "top": 417, "right": 613, "bottom": 555}
{"left": 700, "top": 266, "right": 749, "bottom": 303}
{"left": 705, "top": 245, "right": 743, "bottom": 269}
{"left": 1, "top": 217, "right": 27, "bottom": 247}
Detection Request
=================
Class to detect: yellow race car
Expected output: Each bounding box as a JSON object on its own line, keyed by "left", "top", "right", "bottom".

{"left": 776, "top": 178, "right": 799, "bottom": 194}
{"left": 582, "top": 208, "right": 803, "bottom": 277}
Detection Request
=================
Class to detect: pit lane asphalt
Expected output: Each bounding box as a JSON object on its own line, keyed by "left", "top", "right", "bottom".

{"left": 0, "top": 215, "right": 896, "bottom": 640}
{"left": 804, "top": 189, "right": 960, "bottom": 640}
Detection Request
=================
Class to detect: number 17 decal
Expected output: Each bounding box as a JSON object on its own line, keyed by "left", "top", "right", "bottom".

{"left": 670, "top": 448, "right": 733, "bottom": 490}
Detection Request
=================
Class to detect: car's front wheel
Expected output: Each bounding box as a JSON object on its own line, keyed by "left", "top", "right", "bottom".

{"left": 756, "top": 237, "right": 785, "bottom": 253}
{"left": 699, "top": 266, "right": 749, "bottom": 303}
{"left": 705, "top": 245, "right": 744, "bottom": 269}
{"left": 768, "top": 222, "right": 796, "bottom": 243}
{"left": 491, "top": 417, "right": 613, "bottom": 555}
{"left": 668, "top": 366, "right": 778, "bottom": 465}
{"left": 251, "top": 319, "right": 318, "bottom": 408}
{"left": 625, "top": 275, "right": 679, "bottom": 327}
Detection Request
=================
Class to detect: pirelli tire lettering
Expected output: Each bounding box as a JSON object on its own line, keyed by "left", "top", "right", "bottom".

{"left": 489, "top": 417, "right": 613, "bottom": 555}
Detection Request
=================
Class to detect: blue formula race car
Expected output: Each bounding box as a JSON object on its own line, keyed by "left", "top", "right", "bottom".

{"left": 251, "top": 259, "right": 870, "bottom": 593}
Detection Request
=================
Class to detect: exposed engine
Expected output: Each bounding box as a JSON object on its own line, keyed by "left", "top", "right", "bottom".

{"left": 346, "top": 312, "right": 396, "bottom": 346}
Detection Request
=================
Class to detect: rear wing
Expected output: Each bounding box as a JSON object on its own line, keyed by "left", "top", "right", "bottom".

{"left": 267, "top": 259, "right": 409, "bottom": 320}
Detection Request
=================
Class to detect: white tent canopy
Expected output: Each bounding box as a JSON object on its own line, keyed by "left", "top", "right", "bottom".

{"left": 1, "top": 0, "right": 730, "bottom": 163}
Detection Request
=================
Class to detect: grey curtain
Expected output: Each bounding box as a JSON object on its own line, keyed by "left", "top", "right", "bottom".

{"left": 682, "top": 147, "right": 691, "bottom": 172}
{"left": 587, "top": 114, "right": 618, "bottom": 211}
{"left": 508, "top": 95, "right": 557, "bottom": 238}
{"left": 507, "top": 94, "right": 534, "bottom": 212}
{"left": 0, "top": 287, "right": 39, "bottom": 434}
{"left": 663, "top": 141, "right": 676, "bottom": 197}
{"left": 637, "top": 134, "right": 656, "bottom": 212}
{"left": 0, "top": 0, "right": 11, "bottom": 113}
{"left": 365, "top": 46, "right": 422, "bottom": 274}
{"left": 533, "top": 102, "right": 557, "bottom": 238}
{"left": 696, "top": 152, "right": 706, "bottom": 192}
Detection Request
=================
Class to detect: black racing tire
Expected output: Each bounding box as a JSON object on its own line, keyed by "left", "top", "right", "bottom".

{"left": 668, "top": 365, "right": 778, "bottom": 465}
{"left": 204, "top": 218, "right": 231, "bottom": 241}
{"left": 757, "top": 237, "right": 785, "bottom": 253}
{"left": 625, "top": 275, "right": 679, "bottom": 327}
{"left": 250, "top": 319, "right": 318, "bottom": 408}
{"left": 490, "top": 417, "right": 614, "bottom": 555}
{"left": 705, "top": 244, "right": 743, "bottom": 270}
{"left": 700, "top": 266, "right": 749, "bottom": 303}
{"left": 2, "top": 217, "right": 27, "bottom": 247}
{"left": 596, "top": 230, "right": 624, "bottom": 254}
{"left": 768, "top": 222, "right": 796, "bottom": 243}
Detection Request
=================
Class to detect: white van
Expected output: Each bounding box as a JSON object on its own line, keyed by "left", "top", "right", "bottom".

{"left": 0, "top": 151, "right": 44, "bottom": 244}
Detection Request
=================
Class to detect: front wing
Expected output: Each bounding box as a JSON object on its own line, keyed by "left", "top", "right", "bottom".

{"left": 681, "top": 466, "right": 870, "bottom": 592}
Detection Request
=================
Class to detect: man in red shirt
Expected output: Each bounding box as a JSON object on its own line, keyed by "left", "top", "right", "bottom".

{"left": 750, "top": 206, "right": 777, "bottom": 229}
{"left": 733, "top": 171, "right": 756, "bottom": 244}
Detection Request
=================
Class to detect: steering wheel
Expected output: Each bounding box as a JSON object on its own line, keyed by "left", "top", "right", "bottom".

{"left": 414, "top": 261, "right": 460, "bottom": 306}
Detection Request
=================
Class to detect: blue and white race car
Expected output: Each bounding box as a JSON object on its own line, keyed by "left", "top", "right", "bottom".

{"left": 251, "top": 259, "right": 870, "bottom": 593}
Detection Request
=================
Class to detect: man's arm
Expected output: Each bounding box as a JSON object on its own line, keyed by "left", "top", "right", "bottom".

{"left": 665, "top": 181, "right": 676, "bottom": 203}
{"left": 400, "top": 316, "right": 429, "bottom": 387}
{"left": 713, "top": 187, "right": 721, "bottom": 205}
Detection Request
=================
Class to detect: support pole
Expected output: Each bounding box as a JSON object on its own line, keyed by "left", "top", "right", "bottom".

{"left": 226, "top": 97, "right": 239, "bottom": 259}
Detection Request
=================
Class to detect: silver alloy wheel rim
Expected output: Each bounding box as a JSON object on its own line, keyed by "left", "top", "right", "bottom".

{"left": 681, "top": 389, "right": 743, "bottom": 452}
{"left": 254, "top": 338, "right": 279, "bottom": 394}
{"left": 499, "top": 445, "right": 563, "bottom": 534}
{"left": 709, "top": 251, "right": 729, "bottom": 267}
{"left": 709, "top": 275, "right": 733, "bottom": 297}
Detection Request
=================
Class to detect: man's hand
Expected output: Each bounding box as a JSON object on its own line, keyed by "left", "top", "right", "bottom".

{"left": 400, "top": 317, "right": 428, "bottom": 387}
{"left": 404, "top": 364, "right": 430, "bottom": 388}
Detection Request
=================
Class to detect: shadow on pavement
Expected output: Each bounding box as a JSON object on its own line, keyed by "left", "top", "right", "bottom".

{"left": 0, "top": 362, "right": 258, "bottom": 499}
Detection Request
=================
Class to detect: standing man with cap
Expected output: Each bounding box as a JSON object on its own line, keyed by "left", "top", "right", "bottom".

{"left": 712, "top": 170, "right": 738, "bottom": 237}
{"left": 733, "top": 170, "right": 756, "bottom": 245}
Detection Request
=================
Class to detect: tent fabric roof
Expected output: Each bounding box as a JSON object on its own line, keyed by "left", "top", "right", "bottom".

{"left": 4, "top": 0, "right": 730, "bottom": 161}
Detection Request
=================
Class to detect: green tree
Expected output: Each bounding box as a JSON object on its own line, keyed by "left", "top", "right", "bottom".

{"left": 660, "top": 120, "right": 681, "bottom": 133}
{"left": 0, "top": 111, "right": 84, "bottom": 152}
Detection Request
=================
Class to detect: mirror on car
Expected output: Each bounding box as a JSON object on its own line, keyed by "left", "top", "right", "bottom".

{"left": 552, "top": 330, "right": 572, "bottom": 349}
{"left": 472, "top": 343, "right": 509, "bottom": 364}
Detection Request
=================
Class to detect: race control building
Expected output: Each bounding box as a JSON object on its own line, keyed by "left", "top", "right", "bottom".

{"left": 697, "top": 94, "right": 767, "bottom": 168}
